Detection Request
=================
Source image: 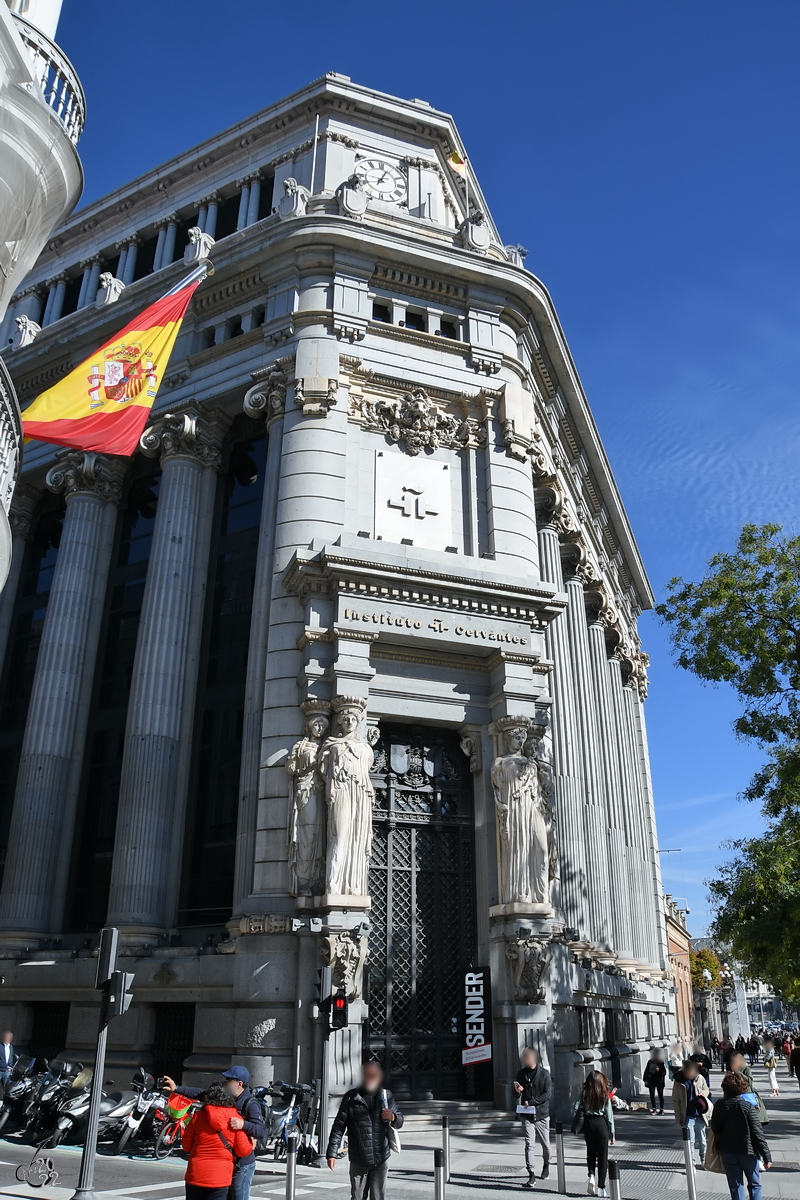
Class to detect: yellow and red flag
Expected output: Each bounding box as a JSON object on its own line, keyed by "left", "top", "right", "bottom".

{"left": 446, "top": 150, "right": 467, "bottom": 178}
{"left": 22, "top": 267, "right": 207, "bottom": 457}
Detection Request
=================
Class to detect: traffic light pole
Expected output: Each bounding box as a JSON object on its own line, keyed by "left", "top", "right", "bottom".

{"left": 313, "top": 964, "right": 332, "bottom": 1168}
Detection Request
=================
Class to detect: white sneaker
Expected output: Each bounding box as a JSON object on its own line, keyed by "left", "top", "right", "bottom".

{"left": 597, "top": 1190, "right": 607, "bottom": 1198}
{"left": 587, "top": 1177, "right": 597, "bottom": 1196}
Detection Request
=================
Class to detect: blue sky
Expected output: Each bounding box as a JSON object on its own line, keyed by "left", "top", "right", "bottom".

{"left": 56, "top": 0, "right": 800, "bottom": 933}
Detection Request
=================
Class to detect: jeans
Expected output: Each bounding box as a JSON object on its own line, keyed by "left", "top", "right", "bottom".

{"left": 230, "top": 1159, "right": 255, "bottom": 1200}
{"left": 684, "top": 1116, "right": 706, "bottom": 1163}
{"left": 521, "top": 1115, "right": 551, "bottom": 1174}
{"left": 583, "top": 1114, "right": 610, "bottom": 1189}
{"left": 720, "top": 1151, "right": 762, "bottom": 1200}
{"left": 350, "top": 1160, "right": 389, "bottom": 1200}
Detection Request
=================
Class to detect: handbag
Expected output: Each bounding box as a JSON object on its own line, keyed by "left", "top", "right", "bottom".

{"left": 704, "top": 1127, "right": 724, "bottom": 1174}
{"left": 571, "top": 1105, "right": 585, "bottom": 1136}
{"left": 381, "top": 1089, "right": 401, "bottom": 1154}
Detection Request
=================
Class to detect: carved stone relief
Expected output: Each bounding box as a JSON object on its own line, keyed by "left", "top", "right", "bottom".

{"left": 351, "top": 386, "right": 485, "bottom": 456}
{"left": 319, "top": 696, "right": 375, "bottom": 897}
{"left": 490, "top": 716, "right": 553, "bottom": 907}
{"left": 320, "top": 930, "right": 369, "bottom": 1001}
{"left": 506, "top": 935, "right": 552, "bottom": 1004}
{"left": 286, "top": 700, "right": 330, "bottom": 896}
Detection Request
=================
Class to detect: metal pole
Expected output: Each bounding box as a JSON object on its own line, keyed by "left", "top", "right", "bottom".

{"left": 72, "top": 927, "right": 118, "bottom": 1200}
{"left": 442, "top": 1114, "right": 450, "bottom": 1183}
{"left": 608, "top": 1159, "right": 622, "bottom": 1200}
{"left": 555, "top": 1122, "right": 566, "bottom": 1194}
{"left": 434, "top": 1147, "right": 445, "bottom": 1200}
{"left": 285, "top": 1129, "right": 298, "bottom": 1200}
{"left": 682, "top": 1127, "right": 698, "bottom": 1200}
{"left": 313, "top": 964, "right": 332, "bottom": 1168}
{"left": 309, "top": 114, "right": 320, "bottom": 195}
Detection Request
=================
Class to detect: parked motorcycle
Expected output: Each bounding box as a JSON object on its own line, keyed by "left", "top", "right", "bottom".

{"left": 51, "top": 1068, "right": 141, "bottom": 1149}
{"left": 26, "top": 1060, "right": 88, "bottom": 1147}
{"left": 112, "top": 1070, "right": 162, "bottom": 1155}
{"left": 259, "top": 1082, "right": 312, "bottom": 1162}
{"left": 0, "top": 1056, "right": 42, "bottom": 1134}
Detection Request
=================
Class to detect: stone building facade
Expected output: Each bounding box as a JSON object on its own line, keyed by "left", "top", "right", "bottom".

{"left": 0, "top": 74, "right": 672, "bottom": 1116}
{"left": 664, "top": 895, "right": 694, "bottom": 1050}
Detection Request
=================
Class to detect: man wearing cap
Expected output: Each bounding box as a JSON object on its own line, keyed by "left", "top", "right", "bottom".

{"left": 162, "top": 1065, "right": 265, "bottom": 1200}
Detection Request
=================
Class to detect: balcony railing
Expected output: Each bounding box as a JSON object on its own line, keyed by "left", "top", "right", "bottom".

{"left": 12, "top": 14, "right": 85, "bottom": 145}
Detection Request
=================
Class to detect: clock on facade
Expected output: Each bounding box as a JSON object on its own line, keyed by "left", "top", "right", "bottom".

{"left": 354, "top": 158, "right": 407, "bottom": 203}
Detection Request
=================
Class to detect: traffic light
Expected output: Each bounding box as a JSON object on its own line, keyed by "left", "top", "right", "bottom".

{"left": 106, "top": 970, "right": 135, "bottom": 1017}
{"left": 330, "top": 993, "right": 348, "bottom": 1030}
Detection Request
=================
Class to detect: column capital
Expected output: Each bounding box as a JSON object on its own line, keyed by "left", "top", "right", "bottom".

{"left": 44, "top": 272, "right": 69, "bottom": 288}
{"left": 243, "top": 363, "right": 288, "bottom": 424}
{"left": 139, "top": 407, "right": 229, "bottom": 470}
{"left": 235, "top": 170, "right": 262, "bottom": 188}
{"left": 8, "top": 482, "right": 40, "bottom": 540}
{"left": 78, "top": 254, "right": 104, "bottom": 270}
{"left": 153, "top": 212, "right": 179, "bottom": 230}
{"left": 11, "top": 284, "right": 44, "bottom": 304}
{"left": 115, "top": 234, "right": 141, "bottom": 250}
{"left": 46, "top": 450, "right": 126, "bottom": 505}
{"left": 197, "top": 191, "right": 221, "bottom": 207}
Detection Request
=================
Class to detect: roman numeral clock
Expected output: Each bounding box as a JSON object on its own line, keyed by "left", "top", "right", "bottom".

{"left": 353, "top": 157, "right": 407, "bottom": 203}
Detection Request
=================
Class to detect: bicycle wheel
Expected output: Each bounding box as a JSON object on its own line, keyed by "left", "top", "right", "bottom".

{"left": 154, "top": 1122, "right": 179, "bottom": 1160}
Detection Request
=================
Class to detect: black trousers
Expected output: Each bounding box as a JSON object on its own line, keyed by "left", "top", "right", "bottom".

{"left": 186, "top": 1185, "right": 230, "bottom": 1200}
{"left": 648, "top": 1083, "right": 664, "bottom": 1109}
{"left": 583, "top": 1114, "right": 610, "bottom": 1188}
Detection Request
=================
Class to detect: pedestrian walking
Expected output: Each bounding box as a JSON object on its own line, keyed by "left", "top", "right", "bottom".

{"left": 513, "top": 1046, "right": 552, "bottom": 1187}
{"left": 789, "top": 1039, "right": 800, "bottom": 1089}
{"left": 642, "top": 1050, "right": 666, "bottom": 1114}
{"left": 572, "top": 1070, "right": 615, "bottom": 1198}
{"left": 163, "top": 1066, "right": 265, "bottom": 1200}
{"left": 762, "top": 1040, "right": 780, "bottom": 1098}
{"left": 709, "top": 1072, "right": 771, "bottom": 1200}
{"left": 181, "top": 1083, "right": 255, "bottom": 1200}
{"left": 0, "top": 1031, "right": 14, "bottom": 1090}
{"left": 326, "top": 1061, "right": 403, "bottom": 1200}
{"left": 689, "top": 1046, "right": 713, "bottom": 1086}
{"left": 781, "top": 1035, "right": 792, "bottom": 1073}
{"left": 672, "top": 1059, "right": 712, "bottom": 1167}
{"left": 728, "top": 1053, "right": 768, "bottom": 1125}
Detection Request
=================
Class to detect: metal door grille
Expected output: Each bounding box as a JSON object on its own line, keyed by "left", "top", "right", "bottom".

{"left": 366, "top": 725, "right": 475, "bottom": 1100}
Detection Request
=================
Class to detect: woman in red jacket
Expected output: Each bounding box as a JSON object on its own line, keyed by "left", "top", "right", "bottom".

{"left": 181, "top": 1083, "right": 254, "bottom": 1200}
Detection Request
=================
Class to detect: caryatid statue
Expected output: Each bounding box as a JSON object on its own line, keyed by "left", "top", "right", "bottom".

{"left": 319, "top": 696, "right": 375, "bottom": 897}
{"left": 286, "top": 700, "right": 331, "bottom": 896}
{"left": 490, "top": 716, "right": 552, "bottom": 907}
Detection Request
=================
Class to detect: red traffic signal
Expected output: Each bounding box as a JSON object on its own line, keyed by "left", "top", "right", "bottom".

{"left": 330, "top": 993, "right": 348, "bottom": 1030}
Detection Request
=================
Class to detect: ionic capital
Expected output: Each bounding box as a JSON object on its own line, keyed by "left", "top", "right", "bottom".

{"left": 243, "top": 363, "right": 287, "bottom": 424}
{"left": 46, "top": 451, "right": 126, "bottom": 506}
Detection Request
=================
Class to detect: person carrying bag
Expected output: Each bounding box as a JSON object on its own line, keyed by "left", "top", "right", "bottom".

{"left": 181, "top": 1083, "right": 254, "bottom": 1200}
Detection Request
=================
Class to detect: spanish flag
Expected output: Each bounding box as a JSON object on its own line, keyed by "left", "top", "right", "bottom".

{"left": 446, "top": 150, "right": 467, "bottom": 178}
{"left": 22, "top": 266, "right": 207, "bottom": 457}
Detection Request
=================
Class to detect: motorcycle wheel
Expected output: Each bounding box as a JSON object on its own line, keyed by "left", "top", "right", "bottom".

{"left": 154, "top": 1123, "right": 178, "bottom": 1160}
{"left": 273, "top": 1139, "right": 286, "bottom": 1162}
{"left": 0, "top": 1107, "right": 11, "bottom": 1133}
{"left": 112, "top": 1124, "right": 134, "bottom": 1156}
{"left": 48, "top": 1123, "right": 69, "bottom": 1149}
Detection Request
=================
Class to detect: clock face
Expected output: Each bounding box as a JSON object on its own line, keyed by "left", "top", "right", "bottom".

{"left": 354, "top": 158, "right": 407, "bottom": 203}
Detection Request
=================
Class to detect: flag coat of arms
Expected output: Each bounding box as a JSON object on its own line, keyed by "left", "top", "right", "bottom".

{"left": 22, "top": 274, "right": 202, "bottom": 457}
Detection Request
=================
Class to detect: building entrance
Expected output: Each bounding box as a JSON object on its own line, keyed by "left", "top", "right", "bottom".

{"left": 366, "top": 724, "right": 477, "bottom": 1100}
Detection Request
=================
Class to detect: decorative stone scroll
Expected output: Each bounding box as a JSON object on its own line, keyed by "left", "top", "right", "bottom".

{"left": 139, "top": 409, "right": 225, "bottom": 470}
{"left": 237, "top": 914, "right": 296, "bottom": 935}
{"left": 46, "top": 450, "right": 124, "bottom": 505}
{"left": 506, "top": 935, "right": 552, "bottom": 1003}
{"left": 243, "top": 363, "right": 288, "bottom": 422}
{"left": 490, "top": 716, "right": 553, "bottom": 907}
{"left": 353, "top": 386, "right": 485, "bottom": 456}
{"left": 320, "top": 929, "right": 369, "bottom": 1000}
{"left": 286, "top": 700, "right": 330, "bottom": 896}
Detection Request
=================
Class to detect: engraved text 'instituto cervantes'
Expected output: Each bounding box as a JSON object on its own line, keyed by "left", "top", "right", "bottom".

{"left": 341, "top": 607, "right": 528, "bottom": 645}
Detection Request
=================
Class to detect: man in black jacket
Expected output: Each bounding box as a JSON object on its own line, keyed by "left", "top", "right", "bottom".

{"left": 513, "top": 1047, "right": 553, "bottom": 1188}
{"left": 326, "top": 1062, "right": 403, "bottom": 1200}
{"left": 162, "top": 1064, "right": 265, "bottom": 1200}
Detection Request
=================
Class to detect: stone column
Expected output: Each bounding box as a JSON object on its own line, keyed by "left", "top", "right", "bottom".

{"left": 608, "top": 654, "right": 649, "bottom": 965}
{"left": 106, "top": 408, "right": 226, "bottom": 938}
{"left": 42, "top": 273, "right": 68, "bottom": 326}
{"left": 0, "top": 484, "right": 39, "bottom": 676}
{"left": 627, "top": 682, "right": 669, "bottom": 972}
{"left": 154, "top": 214, "right": 179, "bottom": 271}
{"left": 0, "top": 453, "right": 124, "bottom": 940}
{"left": 236, "top": 180, "right": 251, "bottom": 231}
{"left": 77, "top": 256, "right": 103, "bottom": 309}
{"left": 586, "top": 614, "right": 636, "bottom": 966}
{"left": 246, "top": 174, "right": 262, "bottom": 225}
{"left": 563, "top": 575, "right": 613, "bottom": 955}
{"left": 120, "top": 236, "right": 140, "bottom": 286}
{"left": 232, "top": 371, "right": 286, "bottom": 915}
{"left": 482, "top": 410, "right": 539, "bottom": 576}
{"left": 537, "top": 521, "right": 587, "bottom": 937}
{"left": 204, "top": 194, "right": 220, "bottom": 239}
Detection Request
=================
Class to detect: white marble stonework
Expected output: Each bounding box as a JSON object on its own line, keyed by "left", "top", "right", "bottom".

{"left": 0, "top": 73, "right": 672, "bottom": 1117}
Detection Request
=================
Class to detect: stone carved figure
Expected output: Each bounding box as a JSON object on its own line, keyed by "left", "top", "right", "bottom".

{"left": 319, "top": 696, "right": 375, "bottom": 897}
{"left": 506, "top": 935, "right": 552, "bottom": 1003}
{"left": 286, "top": 700, "right": 331, "bottom": 895}
{"left": 321, "top": 930, "right": 369, "bottom": 1001}
{"left": 490, "top": 717, "right": 551, "bottom": 906}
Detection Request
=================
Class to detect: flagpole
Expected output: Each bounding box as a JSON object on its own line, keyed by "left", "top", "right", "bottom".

{"left": 464, "top": 157, "right": 469, "bottom": 222}
{"left": 162, "top": 260, "right": 214, "bottom": 297}
{"left": 310, "top": 114, "right": 320, "bottom": 194}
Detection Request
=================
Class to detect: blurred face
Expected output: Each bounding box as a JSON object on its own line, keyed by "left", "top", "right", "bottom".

{"left": 1, "top": 1032, "right": 11, "bottom": 1045}
{"left": 224, "top": 1078, "right": 244, "bottom": 1097}
{"left": 683, "top": 1063, "right": 698, "bottom": 1080}
{"left": 361, "top": 1063, "right": 383, "bottom": 1094}
{"left": 522, "top": 1050, "right": 537, "bottom": 1069}
{"left": 730, "top": 1053, "right": 745, "bottom": 1071}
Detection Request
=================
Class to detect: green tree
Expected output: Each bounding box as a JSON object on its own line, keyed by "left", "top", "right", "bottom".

{"left": 689, "top": 947, "right": 722, "bottom": 991}
{"left": 709, "top": 814, "right": 800, "bottom": 1006}
{"left": 657, "top": 523, "right": 800, "bottom": 813}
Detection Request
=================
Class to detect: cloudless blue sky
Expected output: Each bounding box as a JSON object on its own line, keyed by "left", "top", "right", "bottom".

{"left": 56, "top": 0, "right": 800, "bottom": 932}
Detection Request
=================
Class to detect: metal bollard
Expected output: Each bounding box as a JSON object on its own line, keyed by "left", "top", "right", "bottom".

{"left": 442, "top": 1114, "right": 451, "bottom": 1183}
{"left": 608, "top": 1160, "right": 622, "bottom": 1200}
{"left": 681, "top": 1127, "right": 698, "bottom": 1200}
{"left": 555, "top": 1122, "right": 566, "bottom": 1194}
{"left": 285, "top": 1129, "right": 299, "bottom": 1200}
{"left": 434, "top": 1147, "right": 446, "bottom": 1200}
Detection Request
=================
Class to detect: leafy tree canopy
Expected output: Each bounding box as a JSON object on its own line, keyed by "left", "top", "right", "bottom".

{"left": 690, "top": 947, "right": 722, "bottom": 991}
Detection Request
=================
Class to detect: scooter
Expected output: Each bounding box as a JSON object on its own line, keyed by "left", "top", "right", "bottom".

{"left": 111, "top": 1070, "right": 161, "bottom": 1155}
{"left": 52, "top": 1070, "right": 140, "bottom": 1148}
{"left": 26, "top": 1061, "right": 88, "bottom": 1146}
{"left": 0, "top": 1056, "right": 42, "bottom": 1134}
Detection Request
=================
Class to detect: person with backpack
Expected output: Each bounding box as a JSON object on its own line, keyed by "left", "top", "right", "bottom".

{"left": 181, "top": 1083, "right": 255, "bottom": 1200}
{"left": 513, "top": 1046, "right": 553, "bottom": 1187}
{"left": 672, "top": 1059, "right": 712, "bottom": 1167}
{"left": 163, "top": 1066, "right": 265, "bottom": 1200}
{"left": 709, "top": 1072, "right": 771, "bottom": 1200}
{"left": 572, "top": 1070, "right": 615, "bottom": 1197}
{"left": 642, "top": 1050, "right": 666, "bottom": 1114}
{"left": 326, "top": 1061, "right": 403, "bottom": 1200}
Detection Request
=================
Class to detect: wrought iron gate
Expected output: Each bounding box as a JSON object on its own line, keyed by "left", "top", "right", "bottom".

{"left": 366, "top": 725, "right": 476, "bottom": 1100}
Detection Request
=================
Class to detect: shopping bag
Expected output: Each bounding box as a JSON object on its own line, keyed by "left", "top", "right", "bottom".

{"left": 704, "top": 1128, "right": 724, "bottom": 1174}
{"left": 381, "top": 1088, "right": 401, "bottom": 1154}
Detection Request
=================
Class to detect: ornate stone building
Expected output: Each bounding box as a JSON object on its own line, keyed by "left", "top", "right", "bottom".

{"left": 0, "top": 0, "right": 84, "bottom": 587}
{"left": 0, "top": 74, "right": 672, "bottom": 1115}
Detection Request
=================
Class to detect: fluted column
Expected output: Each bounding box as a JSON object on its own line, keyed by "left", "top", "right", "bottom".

{"left": 587, "top": 614, "right": 636, "bottom": 964}
{"left": 563, "top": 576, "right": 613, "bottom": 954}
{"left": 537, "top": 521, "right": 588, "bottom": 936}
{"left": 77, "top": 256, "right": 103, "bottom": 309}
{"left": 106, "top": 408, "right": 227, "bottom": 937}
{"left": 0, "top": 484, "right": 39, "bottom": 674}
{"left": 232, "top": 374, "right": 286, "bottom": 914}
{"left": 627, "top": 679, "right": 669, "bottom": 971}
{"left": 0, "top": 454, "right": 124, "bottom": 939}
{"left": 608, "top": 654, "right": 649, "bottom": 965}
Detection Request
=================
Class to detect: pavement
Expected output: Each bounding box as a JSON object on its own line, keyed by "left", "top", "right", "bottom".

{"left": 0, "top": 1062, "right": 798, "bottom": 1200}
